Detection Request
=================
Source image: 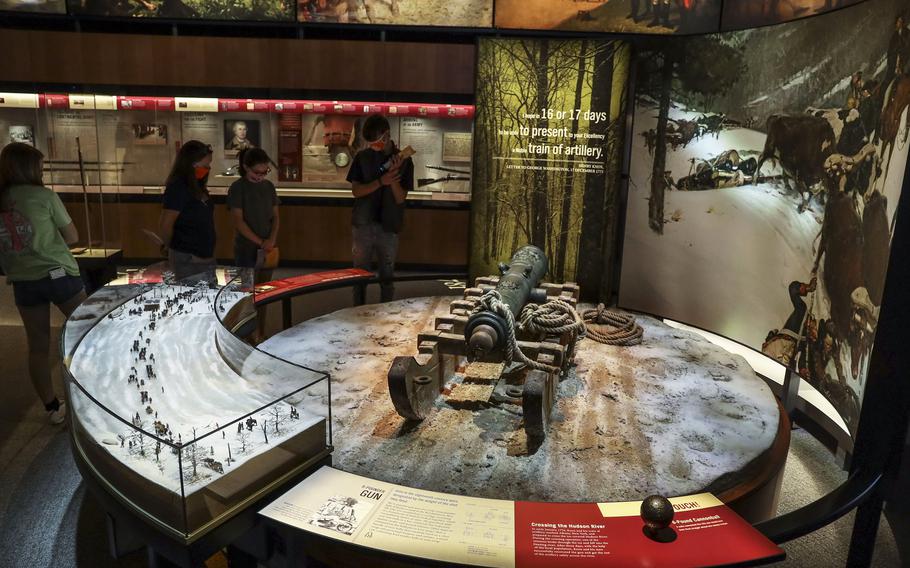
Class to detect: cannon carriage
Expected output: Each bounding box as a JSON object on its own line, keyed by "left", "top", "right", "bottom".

{"left": 387, "top": 246, "right": 582, "bottom": 440}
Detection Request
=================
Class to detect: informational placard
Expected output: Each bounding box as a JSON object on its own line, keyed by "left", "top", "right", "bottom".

{"left": 261, "top": 466, "right": 515, "bottom": 568}
{"left": 260, "top": 467, "right": 784, "bottom": 568}
{"left": 471, "top": 37, "right": 630, "bottom": 298}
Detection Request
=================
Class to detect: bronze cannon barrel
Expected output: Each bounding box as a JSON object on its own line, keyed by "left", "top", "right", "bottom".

{"left": 465, "top": 245, "right": 548, "bottom": 358}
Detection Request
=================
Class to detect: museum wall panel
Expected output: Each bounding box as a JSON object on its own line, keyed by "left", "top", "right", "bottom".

{"left": 619, "top": 0, "right": 910, "bottom": 436}
{"left": 470, "top": 38, "right": 631, "bottom": 301}
{"left": 0, "top": 29, "right": 476, "bottom": 94}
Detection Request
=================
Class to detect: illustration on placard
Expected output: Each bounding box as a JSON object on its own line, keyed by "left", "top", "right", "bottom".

{"left": 310, "top": 494, "right": 374, "bottom": 536}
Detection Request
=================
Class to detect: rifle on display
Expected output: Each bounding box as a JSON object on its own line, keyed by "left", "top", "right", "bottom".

{"left": 418, "top": 173, "right": 471, "bottom": 188}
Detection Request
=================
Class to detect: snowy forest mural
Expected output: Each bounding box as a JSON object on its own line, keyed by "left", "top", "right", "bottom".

{"left": 471, "top": 38, "right": 630, "bottom": 300}
{"left": 621, "top": 0, "right": 910, "bottom": 435}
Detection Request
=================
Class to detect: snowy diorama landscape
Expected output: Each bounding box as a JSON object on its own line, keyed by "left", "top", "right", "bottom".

{"left": 259, "top": 298, "right": 780, "bottom": 502}
{"left": 67, "top": 281, "right": 326, "bottom": 496}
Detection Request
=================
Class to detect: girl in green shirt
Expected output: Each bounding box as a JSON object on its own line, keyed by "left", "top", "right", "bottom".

{"left": 0, "top": 143, "right": 85, "bottom": 425}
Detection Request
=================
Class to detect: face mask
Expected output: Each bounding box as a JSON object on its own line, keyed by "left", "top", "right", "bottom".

{"left": 194, "top": 166, "right": 211, "bottom": 180}
{"left": 369, "top": 141, "right": 386, "bottom": 151}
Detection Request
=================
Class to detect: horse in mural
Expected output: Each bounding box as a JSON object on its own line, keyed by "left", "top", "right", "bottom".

{"left": 879, "top": 75, "right": 910, "bottom": 171}
{"left": 817, "top": 191, "right": 890, "bottom": 383}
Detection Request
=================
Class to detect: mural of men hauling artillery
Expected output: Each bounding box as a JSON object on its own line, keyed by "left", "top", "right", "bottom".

{"left": 622, "top": 0, "right": 910, "bottom": 435}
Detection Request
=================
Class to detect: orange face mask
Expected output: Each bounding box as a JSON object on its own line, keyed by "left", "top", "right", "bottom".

{"left": 194, "top": 166, "right": 211, "bottom": 180}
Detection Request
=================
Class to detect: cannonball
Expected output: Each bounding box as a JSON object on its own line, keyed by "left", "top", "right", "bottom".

{"left": 640, "top": 495, "right": 675, "bottom": 532}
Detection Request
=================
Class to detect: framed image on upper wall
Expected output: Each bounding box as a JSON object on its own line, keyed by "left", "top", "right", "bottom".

{"left": 67, "top": 0, "right": 295, "bottom": 21}
{"left": 619, "top": 0, "right": 910, "bottom": 437}
{"left": 494, "top": 0, "right": 721, "bottom": 34}
{"left": 0, "top": 0, "right": 65, "bottom": 13}
{"left": 298, "top": 0, "right": 492, "bottom": 27}
{"left": 720, "top": 0, "right": 866, "bottom": 32}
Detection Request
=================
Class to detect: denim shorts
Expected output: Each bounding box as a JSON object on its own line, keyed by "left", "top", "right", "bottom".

{"left": 12, "top": 273, "right": 85, "bottom": 308}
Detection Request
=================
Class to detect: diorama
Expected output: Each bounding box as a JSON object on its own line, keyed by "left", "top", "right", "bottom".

{"left": 64, "top": 269, "right": 330, "bottom": 534}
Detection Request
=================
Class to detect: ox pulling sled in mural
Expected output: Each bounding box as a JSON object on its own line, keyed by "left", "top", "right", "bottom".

{"left": 387, "top": 245, "right": 586, "bottom": 440}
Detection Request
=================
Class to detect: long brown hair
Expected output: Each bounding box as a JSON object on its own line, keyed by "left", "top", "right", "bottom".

{"left": 0, "top": 143, "right": 44, "bottom": 212}
{"left": 165, "top": 140, "right": 213, "bottom": 200}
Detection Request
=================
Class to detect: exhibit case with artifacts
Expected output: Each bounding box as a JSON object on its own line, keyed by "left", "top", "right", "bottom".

{"left": 62, "top": 263, "right": 332, "bottom": 540}
{"left": 0, "top": 93, "right": 474, "bottom": 199}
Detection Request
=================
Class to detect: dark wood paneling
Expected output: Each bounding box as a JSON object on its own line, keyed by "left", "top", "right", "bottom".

{"left": 0, "top": 30, "right": 475, "bottom": 94}
{"left": 65, "top": 201, "right": 469, "bottom": 266}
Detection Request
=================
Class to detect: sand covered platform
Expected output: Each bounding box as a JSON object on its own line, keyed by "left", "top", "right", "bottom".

{"left": 260, "top": 297, "right": 782, "bottom": 503}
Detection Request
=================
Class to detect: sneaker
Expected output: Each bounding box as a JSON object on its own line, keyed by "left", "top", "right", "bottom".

{"left": 49, "top": 401, "right": 66, "bottom": 425}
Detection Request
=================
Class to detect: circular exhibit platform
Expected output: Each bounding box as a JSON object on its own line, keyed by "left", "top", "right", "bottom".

{"left": 260, "top": 297, "right": 788, "bottom": 522}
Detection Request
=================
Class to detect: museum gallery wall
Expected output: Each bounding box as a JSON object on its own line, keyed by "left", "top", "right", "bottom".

{"left": 471, "top": 38, "right": 630, "bottom": 300}
{"left": 619, "top": 0, "right": 910, "bottom": 435}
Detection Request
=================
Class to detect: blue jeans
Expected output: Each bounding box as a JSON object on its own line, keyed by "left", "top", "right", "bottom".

{"left": 352, "top": 223, "right": 399, "bottom": 303}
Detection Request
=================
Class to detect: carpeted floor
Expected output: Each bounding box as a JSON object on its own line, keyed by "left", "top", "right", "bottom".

{"left": 0, "top": 274, "right": 902, "bottom": 567}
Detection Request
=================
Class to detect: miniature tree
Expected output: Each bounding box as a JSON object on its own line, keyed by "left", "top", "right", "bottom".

{"left": 259, "top": 418, "right": 269, "bottom": 444}
{"left": 236, "top": 427, "right": 250, "bottom": 453}
{"left": 269, "top": 405, "right": 284, "bottom": 434}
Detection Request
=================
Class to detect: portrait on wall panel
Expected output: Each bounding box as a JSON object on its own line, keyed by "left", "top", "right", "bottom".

{"left": 494, "top": 0, "right": 721, "bottom": 35}
{"left": 721, "top": 0, "right": 866, "bottom": 31}
{"left": 67, "top": 0, "right": 295, "bottom": 21}
{"left": 224, "top": 120, "right": 260, "bottom": 157}
{"left": 131, "top": 123, "right": 168, "bottom": 146}
{"left": 9, "top": 125, "right": 35, "bottom": 147}
{"left": 298, "top": 0, "right": 492, "bottom": 27}
{"left": 620, "top": 0, "right": 910, "bottom": 435}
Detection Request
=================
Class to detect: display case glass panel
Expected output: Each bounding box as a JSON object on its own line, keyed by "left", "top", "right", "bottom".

{"left": 63, "top": 264, "right": 331, "bottom": 538}
{"left": 0, "top": 93, "right": 474, "bottom": 201}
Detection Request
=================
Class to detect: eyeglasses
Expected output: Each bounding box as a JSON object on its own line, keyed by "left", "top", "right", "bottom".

{"left": 250, "top": 167, "right": 271, "bottom": 176}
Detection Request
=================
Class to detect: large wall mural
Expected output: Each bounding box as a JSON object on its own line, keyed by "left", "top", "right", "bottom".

{"left": 621, "top": 0, "right": 910, "bottom": 435}
{"left": 495, "top": 0, "right": 721, "bottom": 35}
{"left": 721, "top": 0, "right": 865, "bottom": 31}
{"left": 471, "top": 38, "right": 630, "bottom": 300}
{"left": 298, "top": 0, "right": 492, "bottom": 27}
{"left": 68, "top": 0, "right": 295, "bottom": 20}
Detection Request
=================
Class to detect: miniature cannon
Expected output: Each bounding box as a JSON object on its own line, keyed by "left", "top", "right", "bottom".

{"left": 388, "top": 245, "right": 581, "bottom": 439}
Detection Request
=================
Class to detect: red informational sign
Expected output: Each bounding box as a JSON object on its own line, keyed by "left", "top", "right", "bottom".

{"left": 117, "top": 96, "right": 174, "bottom": 111}
{"left": 253, "top": 269, "right": 373, "bottom": 304}
{"left": 25, "top": 91, "right": 473, "bottom": 118}
{"left": 515, "top": 496, "right": 783, "bottom": 568}
{"left": 41, "top": 94, "right": 70, "bottom": 109}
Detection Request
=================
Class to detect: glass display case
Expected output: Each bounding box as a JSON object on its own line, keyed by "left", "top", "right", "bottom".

{"left": 61, "top": 263, "right": 331, "bottom": 540}
{"left": 0, "top": 92, "right": 475, "bottom": 200}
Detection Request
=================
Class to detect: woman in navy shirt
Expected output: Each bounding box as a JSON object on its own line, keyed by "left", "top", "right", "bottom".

{"left": 158, "top": 140, "right": 215, "bottom": 281}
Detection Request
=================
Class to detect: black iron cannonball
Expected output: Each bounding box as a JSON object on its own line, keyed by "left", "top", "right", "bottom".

{"left": 640, "top": 495, "right": 675, "bottom": 532}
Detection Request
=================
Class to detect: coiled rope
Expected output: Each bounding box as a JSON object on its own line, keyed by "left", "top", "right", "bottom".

{"left": 473, "top": 291, "right": 586, "bottom": 373}
{"left": 581, "top": 304, "right": 644, "bottom": 346}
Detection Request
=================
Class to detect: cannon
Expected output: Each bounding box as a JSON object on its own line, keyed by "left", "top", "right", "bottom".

{"left": 387, "top": 245, "right": 581, "bottom": 440}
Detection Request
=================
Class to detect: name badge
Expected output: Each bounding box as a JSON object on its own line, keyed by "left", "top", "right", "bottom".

{"left": 49, "top": 267, "right": 66, "bottom": 280}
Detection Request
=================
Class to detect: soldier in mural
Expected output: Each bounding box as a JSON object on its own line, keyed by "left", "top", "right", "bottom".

{"left": 625, "top": 0, "right": 910, "bottom": 436}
